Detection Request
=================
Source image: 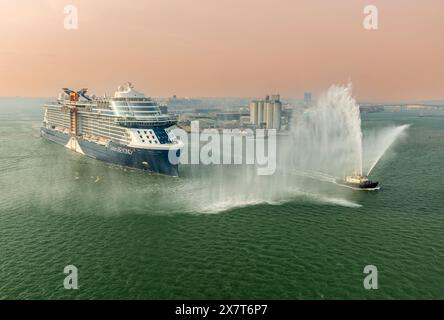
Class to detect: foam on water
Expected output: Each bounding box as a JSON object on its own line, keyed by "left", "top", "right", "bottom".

{"left": 180, "top": 84, "right": 408, "bottom": 214}
{"left": 315, "top": 196, "right": 363, "bottom": 208}
{"left": 193, "top": 190, "right": 361, "bottom": 214}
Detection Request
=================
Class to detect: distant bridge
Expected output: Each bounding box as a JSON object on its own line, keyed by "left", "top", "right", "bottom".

{"left": 359, "top": 102, "right": 444, "bottom": 109}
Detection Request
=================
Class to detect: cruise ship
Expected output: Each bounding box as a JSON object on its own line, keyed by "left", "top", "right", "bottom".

{"left": 41, "top": 83, "right": 183, "bottom": 176}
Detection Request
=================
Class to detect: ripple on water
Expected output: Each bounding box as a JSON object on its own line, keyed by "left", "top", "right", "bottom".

{"left": 1, "top": 104, "right": 444, "bottom": 299}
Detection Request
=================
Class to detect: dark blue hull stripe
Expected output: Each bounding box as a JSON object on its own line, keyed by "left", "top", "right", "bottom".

{"left": 41, "top": 128, "right": 179, "bottom": 176}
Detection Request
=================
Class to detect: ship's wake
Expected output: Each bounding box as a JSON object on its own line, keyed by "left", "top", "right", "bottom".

{"left": 190, "top": 184, "right": 363, "bottom": 214}
{"left": 177, "top": 165, "right": 363, "bottom": 214}
{"left": 291, "top": 169, "right": 380, "bottom": 191}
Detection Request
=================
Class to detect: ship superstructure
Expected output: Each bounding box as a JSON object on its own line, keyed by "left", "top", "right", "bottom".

{"left": 41, "top": 82, "right": 183, "bottom": 176}
{"left": 338, "top": 175, "right": 379, "bottom": 190}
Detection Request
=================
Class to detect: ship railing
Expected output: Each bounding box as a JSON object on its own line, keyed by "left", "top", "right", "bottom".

{"left": 45, "top": 100, "right": 97, "bottom": 107}
{"left": 111, "top": 97, "right": 153, "bottom": 102}
{"left": 116, "top": 115, "right": 178, "bottom": 127}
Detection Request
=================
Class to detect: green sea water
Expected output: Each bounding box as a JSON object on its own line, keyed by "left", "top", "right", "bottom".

{"left": 1, "top": 98, "right": 443, "bottom": 299}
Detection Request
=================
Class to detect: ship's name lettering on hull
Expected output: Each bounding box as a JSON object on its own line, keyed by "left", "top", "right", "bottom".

{"left": 110, "top": 146, "right": 133, "bottom": 155}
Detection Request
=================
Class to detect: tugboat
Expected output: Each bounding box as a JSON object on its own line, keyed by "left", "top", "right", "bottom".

{"left": 338, "top": 175, "right": 379, "bottom": 190}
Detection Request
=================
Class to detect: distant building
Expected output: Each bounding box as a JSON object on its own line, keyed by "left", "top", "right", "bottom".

{"left": 360, "top": 106, "right": 384, "bottom": 113}
{"left": 216, "top": 112, "right": 241, "bottom": 121}
{"left": 159, "top": 105, "right": 168, "bottom": 114}
{"left": 249, "top": 94, "right": 282, "bottom": 130}
{"left": 240, "top": 115, "right": 251, "bottom": 126}
{"left": 167, "top": 96, "right": 203, "bottom": 108}
{"left": 195, "top": 108, "right": 216, "bottom": 114}
{"left": 249, "top": 101, "right": 258, "bottom": 125}
{"left": 304, "top": 92, "right": 312, "bottom": 105}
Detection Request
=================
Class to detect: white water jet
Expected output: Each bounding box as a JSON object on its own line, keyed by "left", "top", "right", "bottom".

{"left": 363, "top": 124, "right": 409, "bottom": 175}
{"left": 287, "top": 84, "right": 408, "bottom": 180}
{"left": 172, "top": 84, "right": 409, "bottom": 214}
{"left": 288, "top": 84, "right": 363, "bottom": 178}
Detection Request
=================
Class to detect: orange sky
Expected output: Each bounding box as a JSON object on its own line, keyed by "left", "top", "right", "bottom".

{"left": 0, "top": 0, "right": 443, "bottom": 101}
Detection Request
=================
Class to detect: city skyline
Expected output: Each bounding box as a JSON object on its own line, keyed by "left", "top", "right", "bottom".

{"left": 1, "top": 0, "right": 443, "bottom": 101}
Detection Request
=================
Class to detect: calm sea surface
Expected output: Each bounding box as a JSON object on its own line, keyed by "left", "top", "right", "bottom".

{"left": 1, "top": 98, "right": 443, "bottom": 299}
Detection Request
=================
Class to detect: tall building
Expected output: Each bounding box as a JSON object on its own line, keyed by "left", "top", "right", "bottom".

{"left": 258, "top": 100, "right": 265, "bottom": 127}
{"left": 304, "top": 92, "right": 312, "bottom": 105}
{"left": 273, "top": 101, "right": 282, "bottom": 130}
{"left": 249, "top": 94, "right": 282, "bottom": 130}
{"left": 249, "top": 101, "right": 258, "bottom": 125}
{"left": 265, "top": 101, "right": 273, "bottom": 129}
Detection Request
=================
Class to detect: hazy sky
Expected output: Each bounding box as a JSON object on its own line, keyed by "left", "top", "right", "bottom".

{"left": 1, "top": 0, "right": 443, "bottom": 100}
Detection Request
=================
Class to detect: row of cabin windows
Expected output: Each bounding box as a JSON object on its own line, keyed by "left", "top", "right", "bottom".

{"left": 112, "top": 102, "right": 157, "bottom": 107}
{"left": 111, "top": 98, "right": 151, "bottom": 102}
{"left": 114, "top": 107, "right": 158, "bottom": 112}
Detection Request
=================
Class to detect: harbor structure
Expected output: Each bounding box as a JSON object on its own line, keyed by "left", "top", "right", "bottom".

{"left": 249, "top": 94, "right": 282, "bottom": 130}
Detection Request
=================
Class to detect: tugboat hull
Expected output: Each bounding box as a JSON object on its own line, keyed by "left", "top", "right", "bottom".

{"left": 343, "top": 181, "right": 379, "bottom": 189}
{"left": 337, "top": 175, "right": 380, "bottom": 190}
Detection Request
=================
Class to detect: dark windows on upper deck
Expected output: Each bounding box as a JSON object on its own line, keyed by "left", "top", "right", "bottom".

{"left": 110, "top": 100, "right": 161, "bottom": 118}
